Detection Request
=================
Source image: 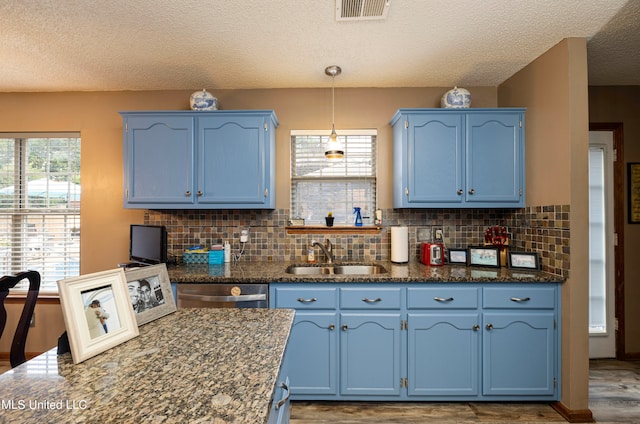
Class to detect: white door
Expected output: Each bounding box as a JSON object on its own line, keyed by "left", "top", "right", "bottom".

{"left": 588, "top": 131, "right": 616, "bottom": 358}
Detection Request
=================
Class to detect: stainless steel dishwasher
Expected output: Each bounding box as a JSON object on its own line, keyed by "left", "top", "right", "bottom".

{"left": 177, "top": 284, "right": 268, "bottom": 308}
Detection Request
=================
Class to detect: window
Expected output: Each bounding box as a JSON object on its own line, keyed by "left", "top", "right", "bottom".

{"left": 0, "top": 134, "right": 81, "bottom": 292}
{"left": 291, "top": 130, "right": 376, "bottom": 225}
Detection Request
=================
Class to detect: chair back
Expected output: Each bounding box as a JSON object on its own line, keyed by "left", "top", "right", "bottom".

{"left": 0, "top": 270, "right": 41, "bottom": 368}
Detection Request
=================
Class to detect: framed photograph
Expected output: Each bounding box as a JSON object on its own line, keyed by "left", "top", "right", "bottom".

{"left": 58, "top": 268, "right": 139, "bottom": 364}
{"left": 467, "top": 246, "right": 501, "bottom": 268}
{"left": 508, "top": 251, "right": 541, "bottom": 270}
{"left": 628, "top": 163, "right": 640, "bottom": 223}
{"left": 124, "top": 263, "right": 176, "bottom": 326}
{"left": 447, "top": 248, "right": 468, "bottom": 265}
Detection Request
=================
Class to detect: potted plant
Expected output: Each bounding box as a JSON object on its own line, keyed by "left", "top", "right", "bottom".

{"left": 325, "top": 211, "right": 334, "bottom": 227}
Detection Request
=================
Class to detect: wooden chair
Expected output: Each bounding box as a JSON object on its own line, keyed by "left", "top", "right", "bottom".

{"left": 0, "top": 270, "right": 41, "bottom": 368}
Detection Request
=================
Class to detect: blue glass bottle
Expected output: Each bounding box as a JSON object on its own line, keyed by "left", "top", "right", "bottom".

{"left": 353, "top": 207, "right": 363, "bottom": 226}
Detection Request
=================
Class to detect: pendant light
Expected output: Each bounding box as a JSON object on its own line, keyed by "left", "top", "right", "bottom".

{"left": 324, "top": 65, "right": 344, "bottom": 160}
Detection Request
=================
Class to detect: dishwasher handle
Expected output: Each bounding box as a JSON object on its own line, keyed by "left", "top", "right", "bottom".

{"left": 178, "top": 293, "right": 267, "bottom": 303}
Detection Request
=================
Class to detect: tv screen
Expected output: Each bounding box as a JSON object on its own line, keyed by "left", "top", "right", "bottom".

{"left": 129, "top": 225, "right": 167, "bottom": 265}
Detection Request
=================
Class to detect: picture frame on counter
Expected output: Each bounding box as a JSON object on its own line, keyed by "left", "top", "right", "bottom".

{"left": 447, "top": 248, "right": 468, "bottom": 265}
{"left": 507, "top": 251, "right": 541, "bottom": 270}
{"left": 57, "top": 268, "right": 139, "bottom": 364}
{"left": 124, "top": 263, "right": 176, "bottom": 326}
{"left": 467, "top": 246, "right": 501, "bottom": 268}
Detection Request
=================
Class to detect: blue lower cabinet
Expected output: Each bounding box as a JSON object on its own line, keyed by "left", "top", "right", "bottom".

{"left": 340, "top": 313, "right": 402, "bottom": 396}
{"left": 287, "top": 312, "right": 338, "bottom": 395}
{"left": 269, "top": 282, "right": 560, "bottom": 402}
{"left": 407, "top": 313, "right": 479, "bottom": 397}
{"left": 482, "top": 312, "right": 556, "bottom": 396}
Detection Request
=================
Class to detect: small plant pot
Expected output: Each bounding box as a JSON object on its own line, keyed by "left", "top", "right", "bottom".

{"left": 325, "top": 217, "right": 334, "bottom": 227}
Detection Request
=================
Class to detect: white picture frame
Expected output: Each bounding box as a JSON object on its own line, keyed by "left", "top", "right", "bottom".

{"left": 124, "top": 263, "right": 176, "bottom": 326}
{"left": 57, "top": 268, "right": 139, "bottom": 364}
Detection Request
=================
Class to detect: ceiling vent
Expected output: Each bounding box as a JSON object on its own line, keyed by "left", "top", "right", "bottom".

{"left": 336, "top": 0, "right": 390, "bottom": 21}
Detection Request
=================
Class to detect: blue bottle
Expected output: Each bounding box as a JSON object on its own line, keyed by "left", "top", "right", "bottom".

{"left": 353, "top": 207, "right": 363, "bottom": 227}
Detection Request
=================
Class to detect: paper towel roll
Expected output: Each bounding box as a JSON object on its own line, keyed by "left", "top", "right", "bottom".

{"left": 391, "top": 226, "right": 409, "bottom": 263}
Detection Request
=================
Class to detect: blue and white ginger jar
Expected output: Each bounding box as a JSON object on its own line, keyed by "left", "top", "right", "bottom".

{"left": 190, "top": 89, "right": 218, "bottom": 111}
{"left": 441, "top": 86, "right": 471, "bottom": 108}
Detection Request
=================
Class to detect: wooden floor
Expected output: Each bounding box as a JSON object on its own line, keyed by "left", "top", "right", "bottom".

{"left": 1, "top": 359, "right": 638, "bottom": 422}
{"left": 290, "top": 360, "right": 640, "bottom": 424}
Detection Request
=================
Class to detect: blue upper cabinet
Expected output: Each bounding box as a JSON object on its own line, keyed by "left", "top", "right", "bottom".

{"left": 121, "top": 110, "right": 278, "bottom": 209}
{"left": 391, "top": 109, "right": 525, "bottom": 208}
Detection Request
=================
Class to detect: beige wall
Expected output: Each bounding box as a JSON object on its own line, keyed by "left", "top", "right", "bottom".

{"left": 0, "top": 299, "right": 66, "bottom": 355}
{"left": 0, "top": 87, "right": 498, "bottom": 274}
{"left": 589, "top": 85, "right": 640, "bottom": 353}
{"left": 500, "top": 38, "right": 590, "bottom": 412}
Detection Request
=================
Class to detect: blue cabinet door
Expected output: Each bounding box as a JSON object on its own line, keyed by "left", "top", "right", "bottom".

{"left": 286, "top": 311, "right": 338, "bottom": 396}
{"left": 340, "top": 313, "right": 401, "bottom": 396}
{"left": 406, "top": 113, "right": 464, "bottom": 205}
{"left": 198, "top": 114, "right": 271, "bottom": 207}
{"left": 466, "top": 112, "right": 524, "bottom": 205}
{"left": 482, "top": 312, "right": 556, "bottom": 396}
{"left": 407, "top": 313, "right": 479, "bottom": 397}
{"left": 123, "top": 115, "right": 195, "bottom": 206}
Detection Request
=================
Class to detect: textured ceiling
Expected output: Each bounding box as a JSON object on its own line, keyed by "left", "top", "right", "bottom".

{"left": 0, "top": 0, "right": 637, "bottom": 92}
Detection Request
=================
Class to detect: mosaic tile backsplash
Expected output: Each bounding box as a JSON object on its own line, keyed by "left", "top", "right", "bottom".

{"left": 146, "top": 205, "right": 570, "bottom": 278}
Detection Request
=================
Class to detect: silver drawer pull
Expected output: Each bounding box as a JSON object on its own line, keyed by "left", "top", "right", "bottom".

{"left": 434, "top": 296, "right": 454, "bottom": 302}
{"left": 297, "top": 297, "right": 317, "bottom": 303}
{"left": 510, "top": 297, "right": 531, "bottom": 302}
{"left": 362, "top": 297, "right": 382, "bottom": 303}
{"left": 275, "top": 381, "right": 290, "bottom": 410}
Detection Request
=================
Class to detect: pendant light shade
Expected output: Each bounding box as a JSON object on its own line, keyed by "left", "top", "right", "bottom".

{"left": 325, "top": 65, "right": 344, "bottom": 160}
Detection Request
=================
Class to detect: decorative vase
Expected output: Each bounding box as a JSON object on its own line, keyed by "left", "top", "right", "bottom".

{"left": 325, "top": 217, "right": 334, "bottom": 227}
{"left": 440, "top": 86, "right": 471, "bottom": 108}
{"left": 190, "top": 89, "right": 218, "bottom": 111}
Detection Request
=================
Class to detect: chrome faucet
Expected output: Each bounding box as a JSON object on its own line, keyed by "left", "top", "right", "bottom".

{"left": 312, "top": 239, "right": 334, "bottom": 263}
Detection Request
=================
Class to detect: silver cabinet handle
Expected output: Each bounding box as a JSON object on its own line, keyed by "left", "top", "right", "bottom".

{"left": 405, "top": 187, "right": 409, "bottom": 196}
{"left": 473, "top": 324, "right": 480, "bottom": 331}
{"left": 297, "top": 297, "right": 317, "bottom": 303}
{"left": 486, "top": 323, "right": 493, "bottom": 330}
{"left": 197, "top": 190, "right": 203, "bottom": 196}
{"left": 275, "top": 381, "right": 290, "bottom": 410}
{"left": 328, "top": 324, "right": 335, "bottom": 331}
{"left": 264, "top": 188, "right": 269, "bottom": 197}
{"left": 433, "top": 297, "right": 454, "bottom": 302}
{"left": 468, "top": 188, "right": 475, "bottom": 195}
{"left": 362, "top": 297, "right": 382, "bottom": 303}
{"left": 510, "top": 297, "right": 531, "bottom": 302}
{"left": 185, "top": 191, "right": 191, "bottom": 196}
{"left": 342, "top": 324, "right": 348, "bottom": 331}
{"left": 457, "top": 189, "right": 463, "bottom": 195}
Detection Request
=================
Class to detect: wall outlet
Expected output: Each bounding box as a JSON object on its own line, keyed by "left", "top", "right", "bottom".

{"left": 240, "top": 229, "right": 249, "bottom": 243}
{"left": 433, "top": 227, "right": 444, "bottom": 242}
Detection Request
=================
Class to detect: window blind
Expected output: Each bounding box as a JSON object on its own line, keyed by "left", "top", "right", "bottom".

{"left": 291, "top": 130, "right": 376, "bottom": 224}
{"left": 0, "top": 135, "right": 81, "bottom": 292}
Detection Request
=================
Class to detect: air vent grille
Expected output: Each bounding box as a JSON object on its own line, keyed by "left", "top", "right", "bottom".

{"left": 336, "top": 0, "right": 390, "bottom": 21}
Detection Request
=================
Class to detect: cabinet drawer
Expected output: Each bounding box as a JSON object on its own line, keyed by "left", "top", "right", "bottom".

{"left": 407, "top": 287, "right": 479, "bottom": 309}
{"left": 340, "top": 287, "right": 402, "bottom": 309}
{"left": 273, "top": 287, "right": 337, "bottom": 309}
{"left": 483, "top": 286, "right": 556, "bottom": 309}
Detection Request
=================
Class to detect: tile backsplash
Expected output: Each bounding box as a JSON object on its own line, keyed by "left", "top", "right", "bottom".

{"left": 146, "top": 204, "right": 569, "bottom": 277}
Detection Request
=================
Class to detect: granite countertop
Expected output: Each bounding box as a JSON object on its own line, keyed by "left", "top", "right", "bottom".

{"left": 168, "top": 260, "right": 563, "bottom": 284}
{"left": 0, "top": 308, "right": 294, "bottom": 424}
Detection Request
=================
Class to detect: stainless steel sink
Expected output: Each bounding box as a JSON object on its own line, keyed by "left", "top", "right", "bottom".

{"left": 285, "top": 264, "right": 387, "bottom": 275}
{"left": 334, "top": 265, "right": 387, "bottom": 275}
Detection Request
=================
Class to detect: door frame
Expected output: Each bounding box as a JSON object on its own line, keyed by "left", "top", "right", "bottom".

{"left": 589, "top": 122, "right": 624, "bottom": 358}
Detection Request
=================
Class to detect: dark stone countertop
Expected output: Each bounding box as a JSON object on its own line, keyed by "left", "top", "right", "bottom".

{"left": 168, "top": 260, "right": 563, "bottom": 284}
{"left": 0, "top": 308, "right": 294, "bottom": 423}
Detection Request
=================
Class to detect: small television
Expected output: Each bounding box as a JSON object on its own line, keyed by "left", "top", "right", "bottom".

{"left": 129, "top": 224, "right": 167, "bottom": 265}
